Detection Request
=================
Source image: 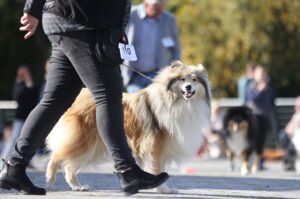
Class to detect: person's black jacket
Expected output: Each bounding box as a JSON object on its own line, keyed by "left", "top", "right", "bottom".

{"left": 23, "top": 0, "right": 130, "bottom": 30}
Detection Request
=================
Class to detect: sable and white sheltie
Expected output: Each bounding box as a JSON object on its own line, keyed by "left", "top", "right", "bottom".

{"left": 223, "top": 106, "right": 267, "bottom": 176}
{"left": 45, "top": 61, "right": 211, "bottom": 193}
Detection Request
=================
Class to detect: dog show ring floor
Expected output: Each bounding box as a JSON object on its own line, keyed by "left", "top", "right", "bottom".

{"left": 0, "top": 158, "right": 300, "bottom": 199}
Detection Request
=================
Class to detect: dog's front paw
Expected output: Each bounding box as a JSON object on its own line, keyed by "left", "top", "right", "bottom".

{"left": 251, "top": 164, "right": 258, "bottom": 174}
{"left": 46, "top": 183, "right": 58, "bottom": 191}
{"left": 156, "top": 183, "right": 178, "bottom": 194}
{"left": 71, "top": 185, "right": 90, "bottom": 191}
{"left": 241, "top": 166, "right": 250, "bottom": 176}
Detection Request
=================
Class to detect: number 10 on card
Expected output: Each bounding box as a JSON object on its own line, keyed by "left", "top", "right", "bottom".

{"left": 119, "top": 43, "right": 138, "bottom": 61}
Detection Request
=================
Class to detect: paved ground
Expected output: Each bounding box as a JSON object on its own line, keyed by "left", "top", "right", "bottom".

{"left": 0, "top": 158, "right": 300, "bottom": 199}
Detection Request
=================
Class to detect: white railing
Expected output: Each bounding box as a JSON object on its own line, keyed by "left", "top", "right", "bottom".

{"left": 214, "top": 97, "right": 296, "bottom": 107}
{"left": 0, "top": 101, "right": 17, "bottom": 109}
{"left": 0, "top": 98, "right": 296, "bottom": 110}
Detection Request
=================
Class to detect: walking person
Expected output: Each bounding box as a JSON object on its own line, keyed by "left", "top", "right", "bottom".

{"left": 0, "top": 0, "right": 168, "bottom": 196}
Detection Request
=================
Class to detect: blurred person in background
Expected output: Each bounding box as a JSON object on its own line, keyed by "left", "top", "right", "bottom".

{"left": 279, "top": 96, "right": 300, "bottom": 171}
{"left": 122, "top": 0, "right": 181, "bottom": 93}
{"left": 1, "top": 66, "right": 38, "bottom": 160}
{"left": 246, "top": 65, "right": 276, "bottom": 129}
{"left": 237, "top": 62, "right": 255, "bottom": 105}
{"left": 246, "top": 64, "right": 276, "bottom": 169}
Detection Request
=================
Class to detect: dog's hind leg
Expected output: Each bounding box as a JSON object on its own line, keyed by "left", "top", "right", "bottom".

{"left": 46, "top": 157, "right": 61, "bottom": 191}
{"left": 64, "top": 165, "right": 89, "bottom": 191}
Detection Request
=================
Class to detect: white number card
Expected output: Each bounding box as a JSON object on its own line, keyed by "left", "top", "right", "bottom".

{"left": 162, "top": 36, "right": 175, "bottom": 48}
{"left": 118, "top": 43, "right": 137, "bottom": 61}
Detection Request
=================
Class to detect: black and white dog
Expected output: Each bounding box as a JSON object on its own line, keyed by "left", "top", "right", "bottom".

{"left": 223, "top": 106, "right": 267, "bottom": 175}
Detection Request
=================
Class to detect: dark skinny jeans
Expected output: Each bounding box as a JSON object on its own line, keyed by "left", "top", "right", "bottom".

{"left": 9, "top": 31, "right": 135, "bottom": 171}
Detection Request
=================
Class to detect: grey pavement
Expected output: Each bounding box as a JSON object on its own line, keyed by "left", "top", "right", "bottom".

{"left": 0, "top": 158, "right": 300, "bottom": 199}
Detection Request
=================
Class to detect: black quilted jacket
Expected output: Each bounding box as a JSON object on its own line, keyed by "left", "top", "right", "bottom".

{"left": 23, "top": 0, "right": 131, "bottom": 31}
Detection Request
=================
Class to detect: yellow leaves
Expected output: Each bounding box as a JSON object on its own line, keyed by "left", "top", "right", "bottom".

{"left": 166, "top": 0, "right": 300, "bottom": 97}
{"left": 126, "top": 0, "right": 300, "bottom": 97}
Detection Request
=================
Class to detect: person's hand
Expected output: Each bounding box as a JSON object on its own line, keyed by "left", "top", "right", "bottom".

{"left": 20, "top": 13, "right": 39, "bottom": 39}
{"left": 23, "top": 71, "right": 33, "bottom": 88}
{"left": 17, "top": 67, "right": 33, "bottom": 87}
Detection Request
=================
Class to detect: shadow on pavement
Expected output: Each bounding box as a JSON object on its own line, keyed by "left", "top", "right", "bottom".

{"left": 168, "top": 175, "right": 300, "bottom": 192}
{"left": 26, "top": 172, "right": 300, "bottom": 192}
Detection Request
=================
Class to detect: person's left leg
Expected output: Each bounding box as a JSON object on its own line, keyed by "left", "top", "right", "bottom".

{"left": 0, "top": 37, "right": 84, "bottom": 195}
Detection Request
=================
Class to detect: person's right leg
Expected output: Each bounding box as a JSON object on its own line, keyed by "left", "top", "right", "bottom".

{"left": 9, "top": 40, "right": 84, "bottom": 166}
{"left": 59, "top": 31, "right": 135, "bottom": 171}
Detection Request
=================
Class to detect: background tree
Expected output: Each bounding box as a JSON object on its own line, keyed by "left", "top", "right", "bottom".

{"left": 168, "top": 0, "right": 300, "bottom": 97}
{"left": 0, "top": 0, "right": 299, "bottom": 99}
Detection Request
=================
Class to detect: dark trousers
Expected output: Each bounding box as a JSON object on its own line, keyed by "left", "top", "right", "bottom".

{"left": 9, "top": 31, "right": 135, "bottom": 170}
{"left": 279, "top": 130, "right": 296, "bottom": 161}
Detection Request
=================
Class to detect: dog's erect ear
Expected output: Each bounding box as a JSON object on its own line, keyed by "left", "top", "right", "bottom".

{"left": 166, "top": 77, "right": 178, "bottom": 91}
{"left": 170, "top": 60, "right": 183, "bottom": 68}
{"left": 196, "top": 64, "right": 206, "bottom": 71}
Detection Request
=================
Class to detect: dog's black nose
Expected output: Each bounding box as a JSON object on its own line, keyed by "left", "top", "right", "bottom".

{"left": 185, "top": 84, "right": 192, "bottom": 91}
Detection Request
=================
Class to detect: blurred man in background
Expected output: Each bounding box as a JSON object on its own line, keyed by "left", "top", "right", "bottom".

{"left": 122, "top": 0, "right": 181, "bottom": 93}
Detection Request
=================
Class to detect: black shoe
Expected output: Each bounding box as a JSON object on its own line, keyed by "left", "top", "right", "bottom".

{"left": 0, "top": 160, "right": 46, "bottom": 195}
{"left": 284, "top": 159, "right": 296, "bottom": 171}
{"left": 115, "top": 164, "right": 169, "bottom": 196}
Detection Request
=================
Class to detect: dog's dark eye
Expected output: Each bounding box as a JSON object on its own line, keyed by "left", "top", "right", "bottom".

{"left": 192, "top": 78, "right": 197, "bottom": 82}
{"left": 181, "top": 78, "right": 185, "bottom": 81}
